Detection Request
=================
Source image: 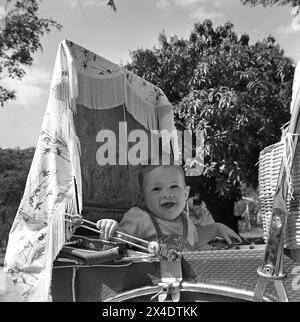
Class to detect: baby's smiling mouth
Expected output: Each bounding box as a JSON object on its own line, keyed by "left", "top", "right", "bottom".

{"left": 160, "top": 201, "right": 176, "bottom": 208}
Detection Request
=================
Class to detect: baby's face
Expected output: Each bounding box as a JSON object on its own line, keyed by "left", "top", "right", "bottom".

{"left": 142, "top": 166, "right": 189, "bottom": 221}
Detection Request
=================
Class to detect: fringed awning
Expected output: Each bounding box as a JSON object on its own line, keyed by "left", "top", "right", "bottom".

{"left": 52, "top": 39, "right": 175, "bottom": 134}
{"left": 4, "top": 39, "right": 177, "bottom": 301}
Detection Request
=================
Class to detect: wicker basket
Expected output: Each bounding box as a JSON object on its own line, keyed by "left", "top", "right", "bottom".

{"left": 258, "top": 140, "right": 300, "bottom": 250}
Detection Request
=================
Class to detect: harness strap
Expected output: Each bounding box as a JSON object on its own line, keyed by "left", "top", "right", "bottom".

{"left": 144, "top": 207, "right": 188, "bottom": 241}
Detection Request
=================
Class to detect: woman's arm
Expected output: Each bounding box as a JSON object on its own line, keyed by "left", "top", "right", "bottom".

{"left": 196, "top": 223, "right": 242, "bottom": 246}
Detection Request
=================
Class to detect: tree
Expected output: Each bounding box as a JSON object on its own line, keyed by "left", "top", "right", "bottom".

{"left": 0, "top": 0, "right": 62, "bottom": 106}
{"left": 126, "top": 20, "right": 294, "bottom": 232}
{"left": 241, "top": 0, "right": 300, "bottom": 12}
{"left": 107, "top": 0, "right": 117, "bottom": 12}
{"left": 0, "top": 0, "right": 117, "bottom": 106}
{"left": 0, "top": 148, "right": 35, "bottom": 249}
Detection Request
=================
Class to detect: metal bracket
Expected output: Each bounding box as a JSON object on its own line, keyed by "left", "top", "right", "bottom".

{"left": 150, "top": 259, "right": 182, "bottom": 302}
{"left": 254, "top": 258, "right": 289, "bottom": 302}
{"left": 67, "top": 214, "right": 83, "bottom": 227}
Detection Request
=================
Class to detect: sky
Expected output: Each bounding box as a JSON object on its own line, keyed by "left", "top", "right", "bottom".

{"left": 1, "top": 0, "right": 300, "bottom": 149}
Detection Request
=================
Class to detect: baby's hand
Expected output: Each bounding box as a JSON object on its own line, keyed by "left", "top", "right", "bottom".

{"left": 96, "top": 219, "right": 118, "bottom": 240}
{"left": 214, "top": 223, "right": 242, "bottom": 245}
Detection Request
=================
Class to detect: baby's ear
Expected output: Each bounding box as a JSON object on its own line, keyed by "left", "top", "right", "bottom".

{"left": 185, "top": 185, "right": 190, "bottom": 200}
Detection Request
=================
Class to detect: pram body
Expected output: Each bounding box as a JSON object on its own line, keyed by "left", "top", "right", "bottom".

{"left": 52, "top": 241, "right": 300, "bottom": 302}
{"left": 5, "top": 39, "right": 300, "bottom": 302}
{"left": 50, "top": 41, "right": 300, "bottom": 302}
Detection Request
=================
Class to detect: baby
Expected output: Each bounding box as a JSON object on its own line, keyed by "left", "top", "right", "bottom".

{"left": 96, "top": 165, "right": 241, "bottom": 251}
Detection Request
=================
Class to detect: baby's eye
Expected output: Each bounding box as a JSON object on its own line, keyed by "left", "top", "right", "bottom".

{"left": 151, "top": 187, "right": 161, "bottom": 192}
{"left": 170, "top": 185, "right": 180, "bottom": 189}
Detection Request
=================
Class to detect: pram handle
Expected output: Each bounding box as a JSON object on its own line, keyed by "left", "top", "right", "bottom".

{"left": 65, "top": 213, "right": 159, "bottom": 254}
{"left": 65, "top": 213, "right": 180, "bottom": 261}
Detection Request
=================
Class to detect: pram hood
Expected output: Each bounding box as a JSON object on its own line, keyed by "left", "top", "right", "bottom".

{"left": 4, "top": 39, "right": 178, "bottom": 302}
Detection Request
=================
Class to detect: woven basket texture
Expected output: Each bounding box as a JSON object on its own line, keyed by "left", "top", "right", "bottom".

{"left": 258, "top": 140, "right": 300, "bottom": 249}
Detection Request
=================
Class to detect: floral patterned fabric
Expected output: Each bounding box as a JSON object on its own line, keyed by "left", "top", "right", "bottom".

{"left": 4, "top": 39, "right": 177, "bottom": 301}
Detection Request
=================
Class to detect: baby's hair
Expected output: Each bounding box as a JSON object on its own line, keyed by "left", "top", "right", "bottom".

{"left": 138, "top": 165, "right": 186, "bottom": 192}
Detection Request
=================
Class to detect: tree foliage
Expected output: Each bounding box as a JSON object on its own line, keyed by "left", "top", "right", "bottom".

{"left": 0, "top": 0, "right": 62, "bottom": 106}
{"left": 0, "top": 148, "right": 35, "bottom": 248}
{"left": 0, "top": 0, "right": 117, "bottom": 107}
{"left": 126, "top": 20, "right": 294, "bottom": 231}
{"left": 107, "top": 0, "right": 117, "bottom": 12}
{"left": 241, "top": 0, "right": 300, "bottom": 12}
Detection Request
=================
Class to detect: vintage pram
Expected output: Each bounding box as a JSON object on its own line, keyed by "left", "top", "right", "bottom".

{"left": 5, "top": 39, "right": 300, "bottom": 302}
{"left": 49, "top": 40, "right": 300, "bottom": 302}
